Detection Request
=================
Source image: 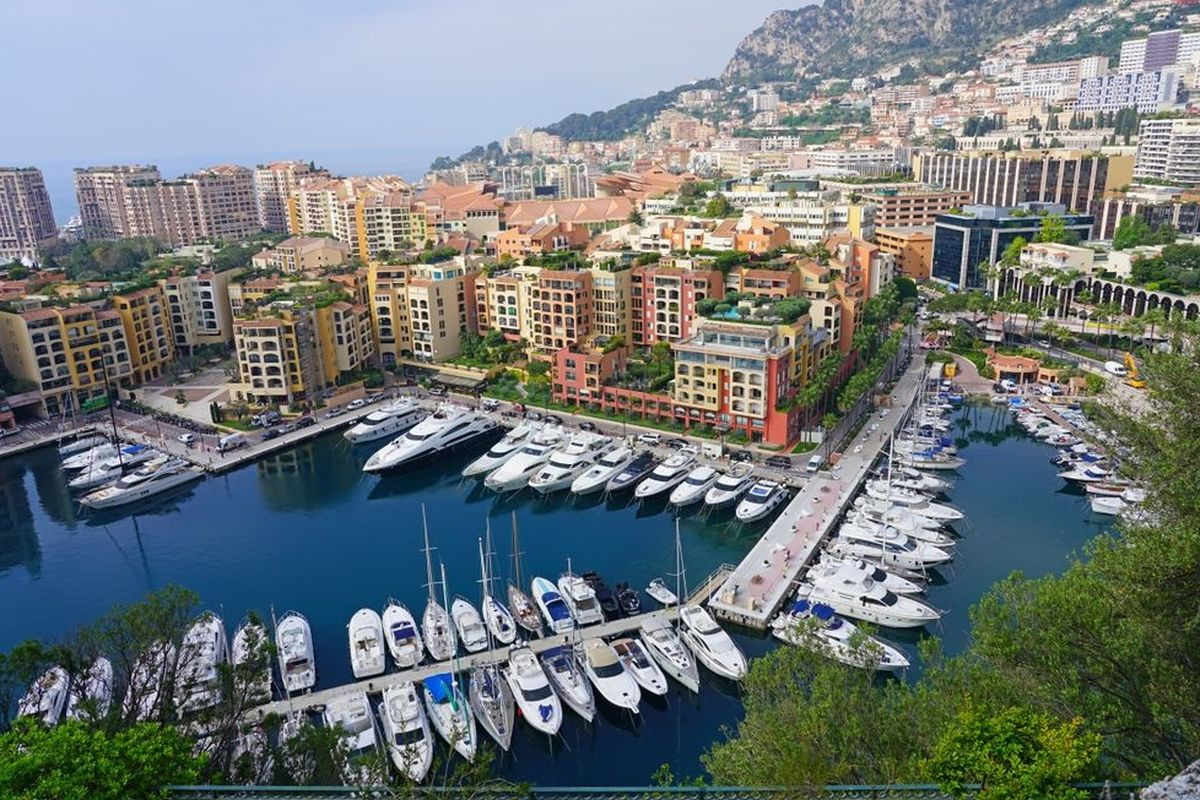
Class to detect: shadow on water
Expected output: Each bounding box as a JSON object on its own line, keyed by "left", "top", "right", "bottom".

{"left": 0, "top": 459, "right": 41, "bottom": 577}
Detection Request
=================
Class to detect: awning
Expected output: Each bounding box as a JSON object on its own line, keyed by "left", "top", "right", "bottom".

{"left": 432, "top": 371, "right": 485, "bottom": 389}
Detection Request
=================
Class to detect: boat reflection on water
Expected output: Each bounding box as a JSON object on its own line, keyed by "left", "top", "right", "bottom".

{"left": 0, "top": 459, "right": 41, "bottom": 577}
{"left": 257, "top": 432, "right": 360, "bottom": 511}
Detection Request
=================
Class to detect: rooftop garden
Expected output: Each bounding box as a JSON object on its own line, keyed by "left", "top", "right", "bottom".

{"left": 698, "top": 293, "right": 811, "bottom": 325}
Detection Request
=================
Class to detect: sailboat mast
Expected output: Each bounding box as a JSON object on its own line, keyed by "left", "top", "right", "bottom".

{"left": 675, "top": 518, "right": 689, "bottom": 600}
{"left": 422, "top": 504, "right": 436, "bottom": 604}
{"left": 510, "top": 511, "right": 524, "bottom": 589}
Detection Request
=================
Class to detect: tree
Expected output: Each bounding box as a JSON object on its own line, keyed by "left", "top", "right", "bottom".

{"left": 999, "top": 236, "right": 1027, "bottom": 268}
{"left": 627, "top": 208, "right": 644, "bottom": 226}
{"left": 525, "top": 359, "right": 549, "bottom": 378}
{"left": 1033, "top": 215, "right": 1072, "bottom": 245}
{"left": 1112, "top": 216, "right": 1152, "bottom": 251}
{"left": 926, "top": 707, "right": 1100, "bottom": 800}
{"left": 703, "top": 193, "right": 733, "bottom": 218}
{"left": 893, "top": 276, "right": 918, "bottom": 301}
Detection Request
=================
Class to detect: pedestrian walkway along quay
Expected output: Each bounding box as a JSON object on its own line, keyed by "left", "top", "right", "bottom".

{"left": 706, "top": 356, "right": 927, "bottom": 630}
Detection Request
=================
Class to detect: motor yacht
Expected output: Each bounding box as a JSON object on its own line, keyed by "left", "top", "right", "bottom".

{"left": 645, "top": 578, "right": 678, "bottom": 606}
{"left": 346, "top": 608, "right": 386, "bottom": 678}
{"left": 382, "top": 602, "right": 424, "bottom": 669}
{"left": 616, "top": 582, "right": 641, "bottom": 615}
{"left": 1059, "top": 465, "right": 1111, "bottom": 483}
{"left": 275, "top": 611, "right": 316, "bottom": 693}
{"left": 570, "top": 445, "right": 635, "bottom": 495}
{"left": 344, "top": 400, "right": 427, "bottom": 444}
{"left": 378, "top": 682, "right": 433, "bottom": 782}
{"left": 451, "top": 598, "right": 488, "bottom": 653}
{"left": 61, "top": 442, "right": 118, "bottom": 471}
{"left": 484, "top": 426, "right": 565, "bottom": 492}
{"left": 834, "top": 526, "right": 953, "bottom": 569}
{"left": 611, "top": 637, "right": 668, "bottom": 696}
{"left": 807, "top": 556, "right": 924, "bottom": 596}
{"left": 277, "top": 713, "right": 315, "bottom": 783}
{"left": 468, "top": 662, "right": 515, "bottom": 751}
{"left": 232, "top": 618, "right": 271, "bottom": 704}
{"left": 80, "top": 457, "right": 201, "bottom": 510}
{"left": 890, "top": 466, "right": 951, "bottom": 492}
{"left": 529, "top": 433, "right": 612, "bottom": 493}
{"left": 557, "top": 573, "right": 604, "bottom": 625}
{"left": 842, "top": 515, "right": 955, "bottom": 548}
{"left": 802, "top": 573, "right": 940, "bottom": 628}
{"left": 703, "top": 465, "right": 754, "bottom": 509}
{"left": 58, "top": 434, "right": 109, "bottom": 458}
{"left": 540, "top": 645, "right": 596, "bottom": 722}
{"left": 639, "top": 617, "right": 700, "bottom": 692}
{"left": 482, "top": 595, "right": 517, "bottom": 645}
{"left": 1085, "top": 480, "right": 1132, "bottom": 497}
{"left": 462, "top": 422, "right": 538, "bottom": 477}
{"left": 851, "top": 497, "right": 945, "bottom": 532}
{"left": 19, "top": 666, "right": 70, "bottom": 725}
{"left": 175, "top": 612, "right": 228, "bottom": 713}
{"left": 582, "top": 639, "right": 641, "bottom": 712}
{"left": 67, "top": 462, "right": 123, "bottom": 491}
{"left": 898, "top": 451, "right": 965, "bottom": 471}
{"left": 863, "top": 480, "right": 963, "bottom": 520}
{"left": 679, "top": 604, "right": 746, "bottom": 681}
{"left": 634, "top": 449, "right": 697, "bottom": 499}
{"left": 583, "top": 571, "right": 619, "bottom": 618}
{"left": 363, "top": 405, "right": 497, "bottom": 472}
{"left": 1090, "top": 495, "right": 1128, "bottom": 516}
{"left": 505, "top": 646, "right": 562, "bottom": 735}
{"left": 423, "top": 673, "right": 476, "bottom": 762}
{"left": 66, "top": 657, "right": 113, "bottom": 722}
{"left": 100, "top": 443, "right": 159, "bottom": 470}
{"left": 531, "top": 576, "right": 575, "bottom": 634}
{"left": 323, "top": 691, "right": 378, "bottom": 758}
{"left": 735, "top": 479, "right": 788, "bottom": 523}
{"left": 123, "top": 640, "right": 175, "bottom": 721}
{"left": 606, "top": 451, "right": 658, "bottom": 493}
{"left": 669, "top": 465, "right": 719, "bottom": 506}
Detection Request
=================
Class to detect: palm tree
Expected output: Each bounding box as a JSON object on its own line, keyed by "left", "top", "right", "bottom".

{"left": 1120, "top": 317, "right": 1146, "bottom": 356}
{"left": 1141, "top": 307, "right": 1167, "bottom": 349}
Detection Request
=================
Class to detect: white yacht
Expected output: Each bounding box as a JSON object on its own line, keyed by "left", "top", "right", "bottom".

{"left": 612, "top": 637, "right": 669, "bottom": 696}
{"left": 378, "top": 682, "right": 433, "bottom": 783}
{"left": 66, "top": 657, "right": 113, "bottom": 722}
{"left": 58, "top": 434, "right": 109, "bottom": 458}
{"left": 808, "top": 556, "right": 924, "bottom": 596}
{"left": 100, "top": 443, "right": 159, "bottom": 470}
{"left": 175, "top": 612, "right": 228, "bottom": 713}
{"left": 851, "top": 498, "right": 945, "bottom": 534}
{"left": 703, "top": 466, "right": 754, "bottom": 509}
{"left": 451, "top": 597, "right": 489, "bottom": 653}
{"left": 842, "top": 516, "right": 955, "bottom": 548}
{"left": 80, "top": 457, "right": 201, "bottom": 510}
{"left": 899, "top": 451, "right": 965, "bottom": 471}
{"left": 571, "top": 445, "right": 635, "bottom": 495}
{"left": 348, "top": 608, "right": 386, "bottom": 678}
{"left": 833, "top": 526, "right": 953, "bottom": 570}
{"left": 557, "top": 573, "right": 604, "bottom": 625}
{"left": 275, "top": 611, "right": 316, "bottom": 693}
{"left": 540, "top": 645, "right": 596, "bottom": 722}
{"left": 1090, "top": 495, "right": 1127, "bottom": 516}
{"left": 68, "top": 462, "right": 123, "bottom": 491}
{"left": 484, "top": 426, "right": 565, "bottom": 492}
{"left": 19, "top": 666, "right": 70, "bottom": 725}
{"left": 772, "top": 597, "right": 910, "bottom": 671}
{"left": 423, "top": 674, "right": 476, "bottom": 762}
{"left": 582, "top": 639, "right": 641, "bottom": 712}
{"left": 802, "top": 573, "right": 941, "bottom": 628}
{"left": 531, "top": 576, "right": 575, "bottom": 634}
{"left": 606, "top": 451, "right": 659, "bottom": 493}
{"left": 679, "top": 604, "right": 746, "bottom": 681}
{"left": 863, "top": 481, "right": 963, "bottom": 520}
{"left": 363, "top": 405, "right": 497, "bottom": 472}
{"left": 669, "top": 465, "right": 720, "bottom": 507}
{"left": 482, "top": 595, "right": 518, "bottom": 645}
{"left": 735, "top": 479, "right": 788, "bottom": 523}
{"left": 462, "top": 422, "right": 538, "bottom": 477}
{"left": 529, "top": 433, "right": 612, "bottom": 493}
{"left": 1059, "top": 465, "right": 1111, "bottom": 483}
{"left": 888, "top": 467, "right": 951, "bottom": 493}
{"left": 469, "top": 662, "right": 515, "bottom": 752}
{"left": 645, "top": 578, "right": 678, "bottom": 606}
{"left": 61, "top": 442, "right": 117, "bottom": 471}
{"left": 344, "top": 399, "right": 427, "bottom": 444}
{"left": 505, "top": 646, "right": 562, "bottom": 735}
{"left": 634, "top": 449, "right": 697, "bottom": 499}
{"left": 382, "top": 602, "right": 424, "bottom": 669}
{"left": 123, "top": 641, "right": 175, "bottom": 721}
{"left": 232, "top": 619, "right": 271, "bottom": 704}
{"left": 639, "top": 617, "right": 700, "bottom": 693}
{"left": 323, "top": 691, "right": 377, "bottom": 758}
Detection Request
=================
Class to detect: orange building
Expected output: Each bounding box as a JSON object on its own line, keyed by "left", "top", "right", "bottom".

{"left": 530, "top": 270, "right": 593, "bottom": 354}
{"left": 876, "top": 227, "right": 934, "bottom": 280}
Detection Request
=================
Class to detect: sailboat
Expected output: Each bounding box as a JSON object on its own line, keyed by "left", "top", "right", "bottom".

{"left": 506, "top": 512, "right": 542, "bottom": 635}
{"left": 420, "top": 506, "right": 457, "bottom": 661}
{"left": 468, "top": 538, "right": 516, "bottom": 752}
{"left": 480, "top": 522, "right": 517, "bottom": 645}
{"left": 423, "top": 565, "right": 477, "bottom": 762}
{"left": 639, "top": 520, "right": 700, "bottom": 692}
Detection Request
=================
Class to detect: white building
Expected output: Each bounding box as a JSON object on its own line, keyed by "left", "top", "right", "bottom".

{"left": 1134, "top": 116, "right": 1200, "bottom": 187}
{"left": 1076, "top": 70, "right": 1179, "bottom": 113}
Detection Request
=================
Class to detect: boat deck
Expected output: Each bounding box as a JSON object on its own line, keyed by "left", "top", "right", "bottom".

{"left": 706, "top": 356, "right": 928, "bottom": 630}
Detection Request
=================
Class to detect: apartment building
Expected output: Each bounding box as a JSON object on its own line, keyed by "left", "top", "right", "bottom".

{"left": 1134, "top": 116, "right": 1200, "bottom": 187}
{"left": 914, "top": 150, "right": 1132, "bottom": 215}
{"left": 367, "top": 259, "right": 479, "bottom": 365}
{"left": 227, "top": 276, "right": 284, "bottom": 317}
{"left": 875, "top": 227, "right": 935, "bottom": 279}
{"left": 1095, "top": 186, "right": 1200, "bottom": 239}
{"left": 254, "top": 161, "right": 328, "bottom": 232}
{"left": 473, "top": 266, "right": 541, "bottom": 340}
{"left": 703, "top": 214, "right": 791, "bottom": 253}
{"left": 589, "top": 267, "right": 633, "bottom": 343}
{"left": 317, "top": 302, "right": 375, "bottom": 377}
{"left": 288, "top": 176, "right": 426, "bottom": 261}
{"left": 231, "top": 313, "right": 317, "bottom": 406}
{"left": 747, "top": 199, "right": 875, "bottom": 243}
{"left": 725, "top": 267, "right": 803, "bottom": 299}
{"left": 862, "top": 187, "right": 972, "bottom": 227}
{"left": 630, "top": 264, "right": 724, "bottom": 346}
{"left": 1076, "top": 70, "right": 1179, "bottom": 113}
{"left": 113, "top": 285, "right": 175, "bottom": 383}
{"left": 806, "top": 148, "right": 898, "bottom": 176}
{"left": 160, "top": 270, "right": 239, "bottom": 354}
{"left": 0, "top": 168, "right": 57, "bottom": 262}
{"left": 1118, "top": 29, "right": 1200, "bottom": 73}
{"left": 530, "top": 271, "right": 593, "bottom": 355}
{"left": 0, "top": 305, "right": 134, "bottom": 417}
{"left": 251, "top": 236, "right": 350, "bottom": 274}
{"left": 73, "top": 165, "right": 163, "bottom": 240}
{"left": 495, "top": 220, "right": 589, "bottom": 260}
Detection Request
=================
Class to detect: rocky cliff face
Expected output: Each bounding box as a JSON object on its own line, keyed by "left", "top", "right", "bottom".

{"left": 722, "top": 0, "right": 1097, "bottom": 83}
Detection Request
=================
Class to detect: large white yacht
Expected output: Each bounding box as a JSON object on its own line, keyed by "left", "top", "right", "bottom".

{"left": 863, "top": 480, "right": 963, "bottom": 520}
{"left": 175, "top": 612, "right": 228, "bottom": 713}
{"left": 606, "top": 451, "right": 658, "bottom": 493}
{"left": 639, "top": 617, "right": 700, "bottom": 693}
{"left": 80, "top": 457, "right": 202, "bottom": 510}
{"left": 582, "top": 639, "right": 641, "bottom": 712}
{"left": 66, "top": 657, "right": 113, "bottom": 722}
{"left": 484, "top": 426, "right": 565, "bottom": 492}
{"left": 505, "top": 646, "right": 562, "bottom": 735}
{"left": 68, "top": 462, "right": 123, "bottom": 491}
{"left": 808, "top": 556, "right": 924, "bottom": 596}
{"left": 734, "top": 479, "right": 788, "bottom": 523}
{"left": 275, "top": 611, "right": 316, "bottom": 693}
{"left": 450, "top": 597, "right": 489, "bottom": 653}
{"left": 679, "top": 604, "right": 746, "bottom": 681}
{"left": 344, "top": 399, "right": 427, "bottom": 444}
{"left": 378, "top": 682, "right": 433, "bottom": 782}
{"left": 612, "top": 637, "right": 669, "bottom": 696}
{"left": 531, "top": 576, "right": 575, "bottom": 634}
{"left": 363, "top": 405, "right": 497, "bottom": 472}
{"left": 462, "top": 422, "right": 538, "bottom": 477}
{"left": 703, "top": 465, "right": 754, "bottom": 509}
{"left": 556, "top": 573, "right": 604, "bottom": 625}
{"left": 668, "top": 465, "right": 720, "bottom": 507}
{"left": 58, "top": 434, "right": 109, "bottom": 459}
{"left": 539, "top": 645, "right": 595, "bottom": 722}
{"left": 843, "top": 514, "right": 954, "bottom": 548}
{"left": 529, "top": 433, "right": 612, "bottom": 494}
{"left": 100, "top": 443, "right": 159, "bottom": 471}
{"left": 771, "top": 596, "right": 909, "bottom": 672}
{"left": 834, "top": 525, "right": 953, "bottom": 569}
{"left": 61, "top": 442, "right": 117, "bottom": 471}
{"left": 571, "top": 445, "right": 635, "bottom": 495}
{"left": 802, "top": 572, "right": 941, "bottom": 628}
{"left": 634, "top": 449, "right": 697, "bottom": 499}
{"left": 348, "top": 608, "right": 386, "bottom": 678}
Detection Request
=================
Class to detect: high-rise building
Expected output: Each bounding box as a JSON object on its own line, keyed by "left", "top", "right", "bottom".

{"left": 159, "top": 270, "right": 240, "bottom": 354}
{"left": 73, "top": 165, "right": 163, "bottom": 240}
{"left": 630, "top": 264, "right": 724, "bottom": 346}
{"left": 1119, "top": 29, "right": 1200, "bottom": 72}
{"left": 1076, "top": 70, "right": 1179, "bottom": 113}
{"left": 530, "top": 271, "right": 593, "bottom": 355}
{"left": 288, "top": 176, "right": 426, "bottom": 261}
{"left": 0, "top": 168, "right": 57, "bottom": 262}
{"left": 861, "top": 187, "right": 972, "bottom": 228}
{"left": 1134, "top": 116, "right": 1200, "bottom": 187}
{"left": 1095, "top": 186, "right": 1200, "bottom": 239}
{"left": 366, "top": 258, "right": 479, "bottom": 365}
{"left": 254, "top": 161, "right": 328, "bottom": 232}
{"left": 112, "top": 285, "right": 175, "bottom": 383}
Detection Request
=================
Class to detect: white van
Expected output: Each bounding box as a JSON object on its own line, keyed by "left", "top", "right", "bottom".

{"left": 806, "top": 453, "right": 824, "bottom": 473}
{"left": 1104, "top": 361, "right": 1127, "bottom": 377}
{"left": 218, "top": 433, "right": 248, "bottom": 453}
{"left": 636, "top": 432, "right": 662, "bottom": 445}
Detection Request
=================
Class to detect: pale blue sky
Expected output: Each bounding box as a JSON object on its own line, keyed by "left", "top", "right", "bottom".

{"left": 2, "top": 1, "right": 792, "bottom": 166}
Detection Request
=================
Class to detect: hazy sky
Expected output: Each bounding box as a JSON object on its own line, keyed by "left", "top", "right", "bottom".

{"left": 2, "top": 1, "right": 792, "bottom": 166}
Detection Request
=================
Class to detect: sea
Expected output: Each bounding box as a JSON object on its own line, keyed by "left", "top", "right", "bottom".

{"left": 0, "top": 403, "right": 1108, "bottom": 784}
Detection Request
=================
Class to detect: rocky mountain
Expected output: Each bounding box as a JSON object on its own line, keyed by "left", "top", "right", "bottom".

{"left": 722, "top": 0, "right": 1101, "bottom": 84}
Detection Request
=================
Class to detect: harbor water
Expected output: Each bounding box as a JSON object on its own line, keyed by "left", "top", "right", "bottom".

{"left": 0, "top": 403, "right": 1107, "bottom": 784}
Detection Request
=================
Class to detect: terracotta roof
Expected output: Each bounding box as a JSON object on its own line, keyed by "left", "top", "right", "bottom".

{"left": 504, "top": 197, "right": 632, "bottom": 228}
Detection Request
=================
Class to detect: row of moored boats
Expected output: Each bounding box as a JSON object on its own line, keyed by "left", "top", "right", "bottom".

{"left": 57, "top": 435, "right": 203, "bottom": 510}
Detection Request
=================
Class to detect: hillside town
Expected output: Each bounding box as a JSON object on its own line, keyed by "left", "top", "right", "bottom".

{"left": 1, "top": 0, "right": 1198, "bottom": 454}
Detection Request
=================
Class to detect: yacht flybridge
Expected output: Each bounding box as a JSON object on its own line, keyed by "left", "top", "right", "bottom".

{"left": 363, "top": 405, "right": 496, "bottom": 472}
{"left": 462, "top": 422, "right": 539, "bottom": 477}
{"left": 571, "top": 445, "right": 635, "bottom": 495}
{"left": 484, "top": 426, "right": 565, "bottom": 492}
{"left": 344, "top": 399, "right": 427, "bottom": 444}
{"left": 529, "top": 433, "right": 612, "bottom": 493}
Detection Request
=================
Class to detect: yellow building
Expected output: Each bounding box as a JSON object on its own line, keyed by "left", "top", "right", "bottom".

{"left": 230, "top": 313, "right": 314, "bottom": 405}
{"left": 588, "top": 266, "right": 633, "bottom": 343}
{"left": 472, "top": 265, "right": 541, "bottom": 341}
{"left": 287, "top": 176, "right": 429, "bottom": 262}
{"left": 250, "top": 236, "right": 349, "bottom": 274}
{"left": 112, "top": 286, "right": 174, "bottom": 383}
{"left": 367, "top": 258, "right": 480, "bottom": 365}
{"left": 315, "top": 301, "right": 375, "bottom": 378}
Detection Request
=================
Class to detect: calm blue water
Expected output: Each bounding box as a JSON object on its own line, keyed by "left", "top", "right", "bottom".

{"left": 0, "top": 404, "right": 1106, "bottom": 783}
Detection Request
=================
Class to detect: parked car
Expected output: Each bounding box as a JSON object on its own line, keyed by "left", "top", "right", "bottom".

{"left": 636, "top": 432, "right": 662, "bottom": 445}
{"left": 731, "top": 450, "right": 754, "bottom": 464}
{"left": 544, "top": 415, "right": 563, "bottom": 426}
{"left": 251, "top": 411, "right": 281, "bottom": 428}
{"left": 428, "top": 385, "right": 447, "bottom": 397}
{"left": 279, "top": 423, "right": 298, "bottom": 434}
{"left": 177, "top": 433, "right": 196, "bottom": 445}
{"left": 578, "top": 421, "right": 597, "bottom": 432}
{"left": 218, "top": 433, "right": 248, "bottom": 453}
{"left": 765, "top": 455, "right": 792, "bottom": 470}
{"left": 664, "top": 437, "right": 689, "bottom": 450}
{"left": 524, "top": 410, "right": 542, "bottom": 420}
{"left": 347, "top": 398, "right": 367, "bottom": 411}
{"left": 481, "top": 399, "right": 499, "bottom": 412}
{"left": 805, "top": 453, "right": 825, "bottom": 473}
{"left": 295, "top": 416, "right": 316, "bottom": 429}
{"left": 261, "top": 429, "right": 281, "bottom": 441}
{"left": 367, "top": 393, "right": 386, "bottom": 403}
{"left": 324, "top": 407, "right": 346, "bottom": 419}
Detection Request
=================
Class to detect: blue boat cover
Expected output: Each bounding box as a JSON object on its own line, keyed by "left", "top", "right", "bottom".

{"left": 542, "top": 593, "right": 570, "bottom": 621}
{"left": 391, "top": 622, "right": 415, "bottom": 640}
{"left": 812, "top": 603, "right": 835, "bottom": 621}
{"left": 426, "top": 673, "right": 453, "bottom": 703}
{"left": 790, "top": 599, "right": 810, "bottom": 614}
{"left": 538, "top": 703, "right": 554, "bottom": 722}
